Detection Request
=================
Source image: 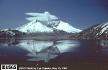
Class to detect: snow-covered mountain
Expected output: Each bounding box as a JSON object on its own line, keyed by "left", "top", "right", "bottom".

{"left": 0, "top": 29, "right": 15, "bottom": 36}
{"left": 0, "top": 28, "right": 25, "bottom": 39}
{"left": 87, "top": 22, "right": 108, "bottom": 37}
{"left": 98, "top": 22, "right": 108, "bottom": 35}
{"left": 70, "top": 22, "right": 108, "bottom": 39}
{"left": 16, "top": 11, "right": 81, "bottom": 33}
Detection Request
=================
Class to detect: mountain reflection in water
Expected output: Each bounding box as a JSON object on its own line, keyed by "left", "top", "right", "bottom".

{"left": 100, "top": 40, "right": 108, "bottom": 55}
{"left": 0, "top": 39, "right": 108, "bottom": 64}
{"left": 0, "top": 39, "right": 80, "bottom": 62}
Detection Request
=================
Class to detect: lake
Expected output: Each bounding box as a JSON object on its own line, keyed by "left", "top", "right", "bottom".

{"left": 0, "top": 39, "right": 108, "bottom": 69}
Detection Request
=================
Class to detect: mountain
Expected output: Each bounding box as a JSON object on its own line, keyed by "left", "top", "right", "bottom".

{"left": 99, "top": 22, "right": 108, "bottom": 35}
{"left": 0, "top": 29, "right": 25, "bottom": 39}
{"left": 70, "top": 22, "right": 108, "bottom": 39}
{"left": 2, "top": 11, "right": 108, "bottom": 40}
{"left": 16, "top": 11, "right": 81, "bottom": 33}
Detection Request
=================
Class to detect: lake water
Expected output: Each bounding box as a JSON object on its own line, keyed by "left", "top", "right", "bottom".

{"left": 0, "top": 39, "right": 108, "bottom": 69}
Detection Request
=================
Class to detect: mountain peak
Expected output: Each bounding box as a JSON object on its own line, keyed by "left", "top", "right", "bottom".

{"left": 16, "top": 11, "right": 81, "bottom": 33}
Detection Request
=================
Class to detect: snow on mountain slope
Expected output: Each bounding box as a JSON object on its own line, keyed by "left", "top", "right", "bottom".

{"left": 75, "top": 22, "right": 108, "bottom": 39}
{"left": 99, "top": 22, "right": 108, "bottom": 35}
{"left": 17, "top": 20, "right": 53, "bottom": 33}
{"left": 56, "top": 21, "right": 81, "bottom": 33}
{"left": 16, "top": 11, "right": 81, "bottom": 33}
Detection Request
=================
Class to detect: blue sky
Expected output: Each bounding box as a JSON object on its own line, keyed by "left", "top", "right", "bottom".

{"left": 0, "top": 0, "right": 108, "bottom": 30}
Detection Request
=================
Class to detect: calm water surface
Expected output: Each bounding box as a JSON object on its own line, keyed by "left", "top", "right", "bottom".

{"left": 0, "top": 39, "right": 108, "bottom": 67}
